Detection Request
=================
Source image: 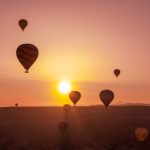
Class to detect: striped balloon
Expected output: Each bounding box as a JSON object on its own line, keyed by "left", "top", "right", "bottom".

{"left": 99, "top": 89, "right": 114, "bottom": 108}
{"left": 69, "top": 91, "right": 81, "bottom": 106}
{"left": 16, "top": 44, "right": 39, "bottom": 73}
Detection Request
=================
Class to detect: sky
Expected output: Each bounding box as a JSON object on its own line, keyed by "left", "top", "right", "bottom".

{"left": 0, "top": 0, "right": 150, "bottom": 106}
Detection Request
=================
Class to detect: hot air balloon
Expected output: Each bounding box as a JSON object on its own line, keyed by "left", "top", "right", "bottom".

{"left": 58, "top": 121, "right": 68, "bottom": 134}
{"left": 16, "top": 44, "right": 39, "bottom": 73}
{"left": 63, "top": 104, "right": 71, "bottom": 113}
{"left": 99, "top": 89, "right": 114, "bottom": 108}
{"left": 18, "top": 19, "right": 28, "bottom": 31}
{"left": 69, "top": 91, "right": 81, "bottom": 106}
{"left": 15, "top": 103, "right": 18, "bottom": 107}
{"left": 135, "top": 127, "right": 149, "bottom": 142}
{"left": 114, "top": 69, "right": 120, "bottom": 77}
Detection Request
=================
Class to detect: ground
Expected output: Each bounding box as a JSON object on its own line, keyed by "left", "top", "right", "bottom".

{"left": 0, "top": 106, "right": 149, "bottom": 150}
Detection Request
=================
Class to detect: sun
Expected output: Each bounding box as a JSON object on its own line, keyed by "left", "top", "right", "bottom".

{"left": 58, "top": 81, "right": 71, "bottom": 94}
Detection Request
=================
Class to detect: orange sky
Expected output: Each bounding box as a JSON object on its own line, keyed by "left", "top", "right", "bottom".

{"left": 0, "top": 0, "right": 150, "bottom": 106}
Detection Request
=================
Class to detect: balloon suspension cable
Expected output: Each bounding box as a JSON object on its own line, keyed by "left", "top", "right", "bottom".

{"left": 25, "top": 70, "right": 29, "bottom": 73}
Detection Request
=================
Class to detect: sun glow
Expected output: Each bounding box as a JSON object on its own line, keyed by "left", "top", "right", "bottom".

{"left": 58, "top": 81, "right": 71, "bottom": 94}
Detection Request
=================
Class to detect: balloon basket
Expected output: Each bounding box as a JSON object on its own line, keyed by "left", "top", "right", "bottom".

{"left": 25, "top": 70, "right": 29, "bottom": 73}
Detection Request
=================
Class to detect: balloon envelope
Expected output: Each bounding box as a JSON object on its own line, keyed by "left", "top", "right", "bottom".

{"left": 18, "top": 19, "right": 28, "bottom": 31}
{"left": 63, "top": 104, "right": 71, "bottom": 113}
{"left": 16, "top": 44, "right": 39, "bottom": 73}
{"left": 99, "top": 90, "right": 114, "bottom": 108}
{"left": 114, "top": 69, "right": 120, "bottom": 77}
{"left": 58, "top": 121, "right": 68, "bottom": 134}
{"left": 69, "top": 91, "right": 81, "bottom": 105}
{"left": 135, "top": 127, "right": 149, "bottom": 142}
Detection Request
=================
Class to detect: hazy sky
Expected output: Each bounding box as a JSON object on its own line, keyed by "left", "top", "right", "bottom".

{"left": 0, "top": 0, "right": 150, "bottom": 106}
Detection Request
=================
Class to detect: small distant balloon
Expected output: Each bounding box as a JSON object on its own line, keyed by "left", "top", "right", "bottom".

{"left": 15, "top": 103, "right": 18, "bottom": 107}
{"left": 63, "top": 104, "right": 71, "bottom": 113}
{"left": 58, "top": 121, "right": 68, "bottom": 134}
{"left": 16, "top": 44, "right": 39, "bottom": 73}
{"left": 99, "top": 89, "right": 114, "bottom": 108}
{"left": 114, "top": 69, "right": 120, "bottom": 77}
{"left": 135, "top": 127, "right": 149, "bottom": 142}
{"left": 18, "top": 19, "right": 28, "bottom": 31}
{"left": 69, "top": 91, "right": 81, "bottom": 106}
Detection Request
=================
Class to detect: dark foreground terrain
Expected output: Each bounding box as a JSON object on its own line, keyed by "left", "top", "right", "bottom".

{"left": 0, "top": 106, "right": 149, "bottom": 150}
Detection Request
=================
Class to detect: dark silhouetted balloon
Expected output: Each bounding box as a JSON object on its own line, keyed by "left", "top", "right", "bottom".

{"left": 15, "top": 103, "right": 18, "bottom": 107}
{"left": 63, "top": 104, "right": 71, "bottom": 113}
{"left": 99, "top": 90, "right": 114, "bottom": 108}
{"left": 16, "top": 44, "right": 39, "bottom": 73}
{"left": 58, "top": 121, "right": 68, "bottom": 134}
{"left": 69, "top": 91, "right": 81, "bottom": 106}
{"left": 18, "top": 19, "right": 28, "bottom": 31}
{"left": 135, "top": 127, "right": 149, "bottom": 142}
{"left": 114, "top": 69, "right": 120, "bottom": 77}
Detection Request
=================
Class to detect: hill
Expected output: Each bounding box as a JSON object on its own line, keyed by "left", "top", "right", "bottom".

{"left": 0, "top": 106, "right": 149, "bottom": 149}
